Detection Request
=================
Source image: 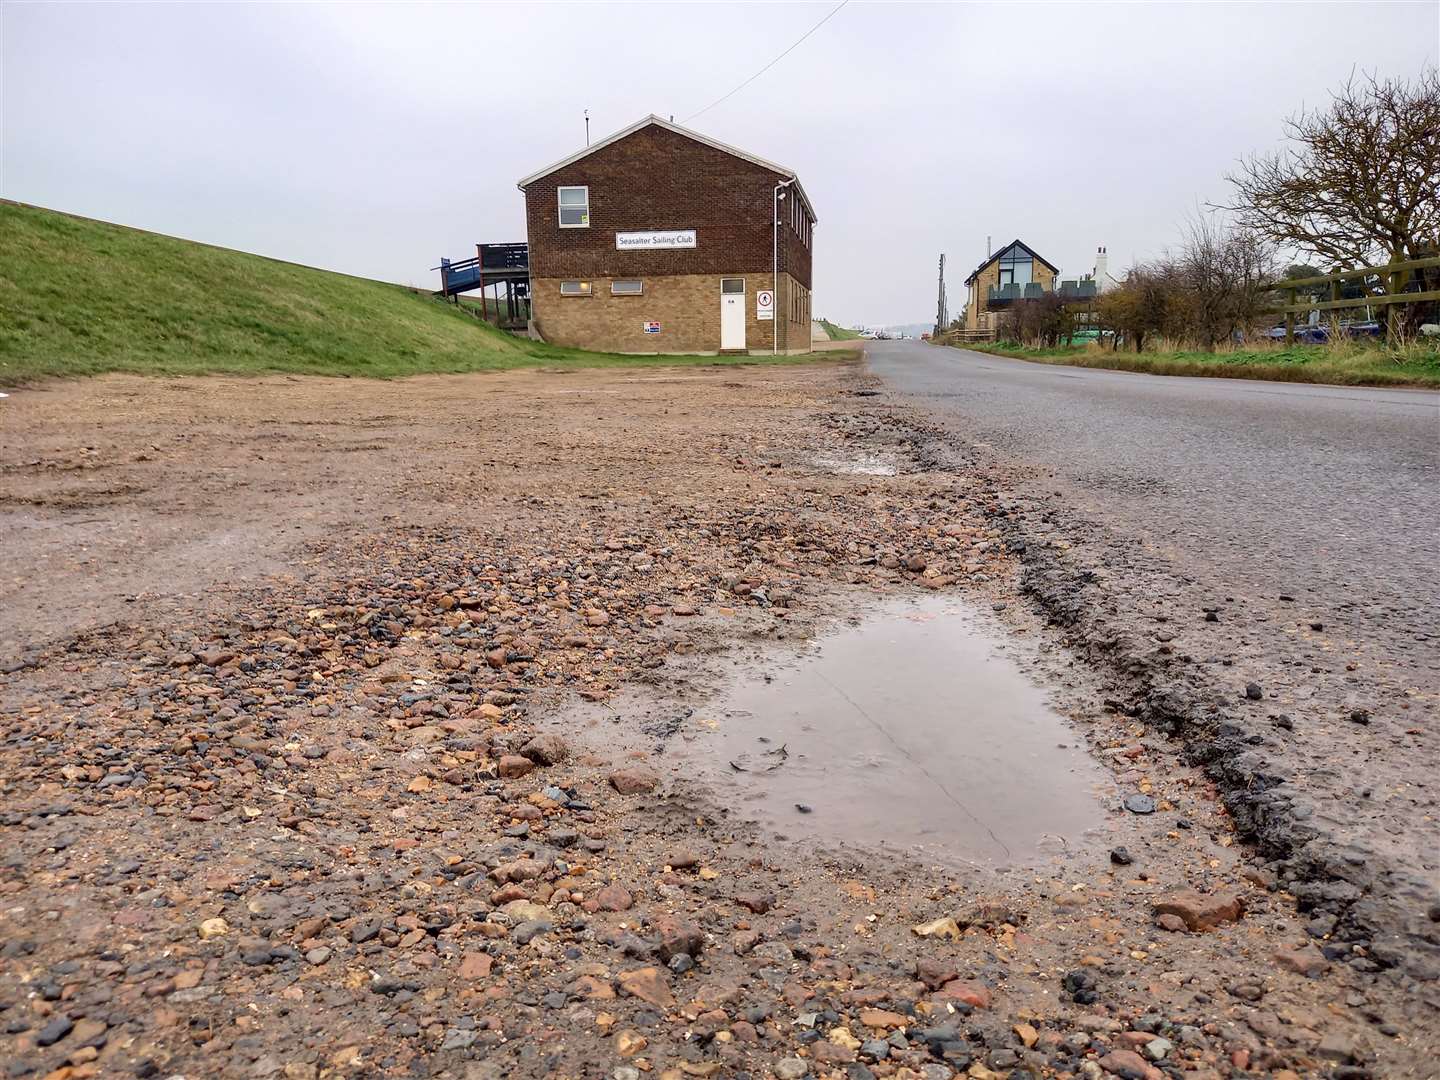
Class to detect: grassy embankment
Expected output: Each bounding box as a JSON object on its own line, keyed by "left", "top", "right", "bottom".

{"left": 0, "top": 201, "right": 820, "bottom": 385}
{"left": 955, "top": 339, "right": 1440, "bottom": 388}
{"left": 818, "top": 318, "right": 863, "bottom": 341}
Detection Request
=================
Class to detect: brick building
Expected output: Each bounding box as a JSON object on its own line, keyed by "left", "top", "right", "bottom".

{"left": 517, "top": 115, "right": 816, "bottom": 354}
{"left": 962, "top": 239, "right": 1058, "bottom": 332}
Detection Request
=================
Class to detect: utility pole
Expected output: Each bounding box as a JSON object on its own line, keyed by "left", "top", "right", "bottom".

{"left": 934, "top": 254, "right": 948, "bottom": 336}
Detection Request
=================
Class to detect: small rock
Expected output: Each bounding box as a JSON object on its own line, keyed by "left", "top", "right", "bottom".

{"left": 520, "top": 733, "right": 569, "bottom": 765}
{"left": 608, "top": 768, "right": 659, "bottom": 795}
{"left": 35, "top": 1015, "right": 74, "bottom": 1047}
{"left": 1151, "top": 889, "right": 1245, "bottom": 931}
{"left": 1274, "top": 944, "right": 1328, "bottom": 977}
{"left": 1109, "top": 846, "right": 1133, "bottom": 866}
{"left": 1123, "top": 795, "right": 1156, "bottom": 815}
{"left": 594, "top": 883, "right": 634, "bottom": 912}
{"left": 304, "top": 946, "right": 332, "bottom": 966}
{"left": 617, "top": 966, "right": 674, "bottom": 1009}
{"left": 1154, "top": 913, "right": 1188, "bottom": 933}
{"left": 1245, "top": 682, "right": 1264, "bottom": 700}
{"left": 198, "top": 917, "right": 229, "bottom": 939}
{"left": 1097, "top": 1049, "right": 1163, "bottom": 1080}
{"left": 497, "top": 754, "right": 535, "bottom": 779}
{"left": 773, "top": 1059, "right": 809, "bottom": 1080}
{"left": 653, "top": 915, "right": 704, "bottom": 961}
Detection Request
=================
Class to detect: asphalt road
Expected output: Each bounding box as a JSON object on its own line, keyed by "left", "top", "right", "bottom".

{"left": 867, "top": 340, "right": 1440, "bottom": 640}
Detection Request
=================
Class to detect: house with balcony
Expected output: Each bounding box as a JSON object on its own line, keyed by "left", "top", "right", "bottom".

{"left": 962, "top": 239, "right": 1061, "bottom": 332}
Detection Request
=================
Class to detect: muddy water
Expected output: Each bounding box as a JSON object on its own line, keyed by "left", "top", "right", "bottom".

{"left": 680, "top": 595, "right": 1108, "bottom": 867}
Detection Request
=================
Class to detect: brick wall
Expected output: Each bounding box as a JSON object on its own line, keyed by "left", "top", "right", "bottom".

{"left": 523, "top": 123, "right": 814, "bottom": 288}
{"left": 964, "top": 250, "right": 1057, "bottom": 329}
{"left": 534, "top": 273, "right": 801, "bottom": 354}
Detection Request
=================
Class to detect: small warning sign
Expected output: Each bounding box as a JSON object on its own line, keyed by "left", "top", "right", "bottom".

{"left": 643, "top": 321, "right": 661, "bottom": 334}
{"left": 756, "top": 290, "right": 774, "bottom": 321}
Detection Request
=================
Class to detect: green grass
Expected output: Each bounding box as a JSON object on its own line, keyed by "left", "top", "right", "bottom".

{"left": 818, "top": 318, "right": 863, "bottom": 341}
{"left": 956, "top": 340, "right": 1440, "bottom": 388}
{"left": 0, "top": 201, "right": 817, "bottom": 385}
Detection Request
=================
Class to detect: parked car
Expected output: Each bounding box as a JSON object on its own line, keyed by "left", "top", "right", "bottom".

{"left": 1265, "top": 324, "right": 1329, "bottom": 344}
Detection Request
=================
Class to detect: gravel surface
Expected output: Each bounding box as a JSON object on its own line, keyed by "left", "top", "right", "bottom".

{"left": 0, "top": 363, "right": 1435, "bottom": 1079}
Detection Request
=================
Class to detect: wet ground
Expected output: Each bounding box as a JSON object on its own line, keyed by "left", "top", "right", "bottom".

{"left": 680, "top": 595, "right": 1107, "bottom": 867}
{"left": 2, "top": 363, "right": 1436, "bottom": 1079}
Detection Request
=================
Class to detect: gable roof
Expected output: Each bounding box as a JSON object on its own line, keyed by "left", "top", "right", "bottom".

{"left": 516, "top": 114, "right": 817, "bottom": 224}
{"left": 963, "top": 239, "right": 1058, "bottom": 286}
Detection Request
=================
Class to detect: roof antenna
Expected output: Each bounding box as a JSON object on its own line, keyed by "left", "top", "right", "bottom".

{"left": 669, "top": 114, "right": 674, "bottom": 123}
{"left": 584, "top": 109, "right": 590, "bottom": 146}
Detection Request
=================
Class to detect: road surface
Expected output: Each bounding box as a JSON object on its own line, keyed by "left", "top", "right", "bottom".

{"left": 867, "top": 341, "right": 1440, "bottom": 641}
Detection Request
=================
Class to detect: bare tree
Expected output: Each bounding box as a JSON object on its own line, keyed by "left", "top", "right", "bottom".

{"left": 1224, "top": 68, "right": 1440, "bottom": 269}
{"left": 1177, "top": 215, "right": 1279, "bottom": 349}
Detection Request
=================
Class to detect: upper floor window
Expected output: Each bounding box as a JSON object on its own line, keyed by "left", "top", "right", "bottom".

{"left": 997, "top": 244, "right": 1033, "bottom": 287}
{"left": 558, "top": 186, "right": 589, "bottom": 228}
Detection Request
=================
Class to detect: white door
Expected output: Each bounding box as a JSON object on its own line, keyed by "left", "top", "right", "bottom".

{"left": 720, "top": 278, "right": 746, "bottom": 350}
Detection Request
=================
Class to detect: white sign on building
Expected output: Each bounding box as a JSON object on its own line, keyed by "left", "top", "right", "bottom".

{"left": 756, "top": 289, "right": 774, "bottom": 321}
{"left": 615, "top": 230, "right": 697, "bottom": 250}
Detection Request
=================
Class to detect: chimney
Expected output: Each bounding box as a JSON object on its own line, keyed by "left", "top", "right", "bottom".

{"left": 1093, "top": 246, "right": 1109, "bottom": 291}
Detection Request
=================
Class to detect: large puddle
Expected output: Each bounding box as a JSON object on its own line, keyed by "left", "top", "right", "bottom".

{"left": 679, "top": 595, "right": 1108, "bottom": 867}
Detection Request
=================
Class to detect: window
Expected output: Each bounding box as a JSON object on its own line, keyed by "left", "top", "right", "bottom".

{"left": 557, "top": 186, "right": 589, "bottom": 228}
{"left": 721, "top": 278, "right": 745, "bottom": 294}
{"left": 559, "top": 280, "right": 591, "bottom": 296}
{"left": 996, "top": 243, "right": 1033, "bottom": 287}
{"left": 611, "top": 280, "right": 643, "bottom": 296}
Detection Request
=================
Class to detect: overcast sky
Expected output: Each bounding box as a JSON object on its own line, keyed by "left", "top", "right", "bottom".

{"left": 4, "top": 2, "right": 1435, "bottom": 327}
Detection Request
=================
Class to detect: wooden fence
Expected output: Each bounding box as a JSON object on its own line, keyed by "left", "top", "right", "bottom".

{"left": 1273, "top": 256, "right": 1440, "bottom": 343}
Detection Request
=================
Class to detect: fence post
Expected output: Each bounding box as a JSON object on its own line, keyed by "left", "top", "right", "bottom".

{"left": 1285, "top": 288, "right": 1296, "bottom": 345}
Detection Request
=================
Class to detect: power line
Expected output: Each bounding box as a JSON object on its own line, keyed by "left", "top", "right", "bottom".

{"left": 684, "top": 0, "right": 850, "bottom": 123}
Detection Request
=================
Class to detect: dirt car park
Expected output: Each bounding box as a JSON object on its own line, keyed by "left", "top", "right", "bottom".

{"left": 1, "top": 358, "right": 1436, "bottom": 1080}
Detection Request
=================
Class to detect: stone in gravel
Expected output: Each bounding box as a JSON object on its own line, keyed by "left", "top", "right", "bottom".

{"left": 305, "top": 947, "right": 332, "bottom": 966}
{"left": 1151, "top": 889, "right": 1245, "bottom": 931}
{"left": 512, "top": 919, "right": 551, "bottom": 944}
{"left": 1123, "top": 794, "right": 1156, "bottom": 814}
{"left": 1274, "top": 944, "right": 1328, "bottom": 976}
{"left": 735, "top": 891, "right": 774, "bottom": 914}
{"left": 1228, "top": 982, "right": 1264, "bottom": 1001}
{"left": 608, "top": 768, "right": 659, "bottom": 795}
{"left": 615, "top": 1030, "right": 647, "bottom": 1057}
{"left": 653, "top": 915, "right": 704, "bottom": 961}
{"left": 71, "top": 1018, "right": 108, "bottom": 1048}
{"left": 860, "top": 1039, "right": 890, "bottom": 1060}
{"left": 1154, "top": 913, "right": 1188, "bottom": 933}
{"left": 1109, "top": 846, "right": 1133, "bottom": 865}
{"left": 936, "top": 979, "right": 991, "bottom": 1008}
{"left": 1348, "top": 708, "right": 1371, "bottom": 725}
{"left": 520, "top": 733, "right": 569, "bottom": 765}
{"left": 774, "top": 1059, "right": 809, "bottom": 1080}
{"left": 911, "top": 917, "right": 961, "bottom": 940}
{"left": 1097, "top": 1049, "right": 1163, "bottom": 1080}
{"left": 594, "top": 883, "right": 634, "bottom": 911}
{"left": 35, "top": 1015, "right": 73, "bottom": 1046}
{"left": 1142, "top": 1037, "right": 1173, "bottom": 1061}
{"left": 458, "top": 952, "right": 493, "bottom": 979}
{"left": 497, "top": 754, "right": 535, "bottom": 779}
{"left": 1245, "top": 682, "right": 1264, "bottom": 700}
{"left": 351, "top": 917, "right": 383, "bottom": 943}
{"left": 617, "top": 966, "right": 674, "bottom": 1009}
{"left": 916, "top": 957, "right": 958, "bottom": 990}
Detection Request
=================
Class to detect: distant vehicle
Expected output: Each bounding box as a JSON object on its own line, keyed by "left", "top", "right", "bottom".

{"left": 1265, "top": 325, "right": 1329, "bottom": 344}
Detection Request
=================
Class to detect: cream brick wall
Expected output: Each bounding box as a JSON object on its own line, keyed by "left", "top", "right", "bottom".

{"left": 965, "top": 256, "right": 1057, "bottom": 330}
{"left": 533, "top": 273, "right": 810, "bottom": 354}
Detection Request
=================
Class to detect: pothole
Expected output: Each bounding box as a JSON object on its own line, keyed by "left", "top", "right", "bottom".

{"left": 677, "top": 594, "right": 1109, "bottom": 867}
